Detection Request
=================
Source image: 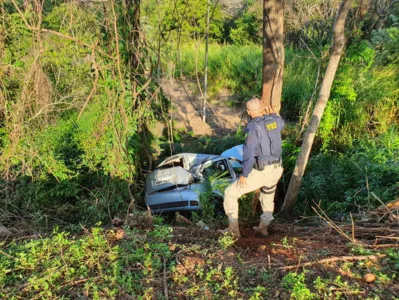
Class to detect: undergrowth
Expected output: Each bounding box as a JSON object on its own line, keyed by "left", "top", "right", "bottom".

{"left": 298, "top": 128, "right": 399, "bottom": 215}
{"left": 1, "top": 224, "right": 398, "bottom": 299}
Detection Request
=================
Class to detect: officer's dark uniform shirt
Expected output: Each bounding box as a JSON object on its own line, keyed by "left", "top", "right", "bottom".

{"left": 242, "top": 114, "right": 285, "bottom": 178}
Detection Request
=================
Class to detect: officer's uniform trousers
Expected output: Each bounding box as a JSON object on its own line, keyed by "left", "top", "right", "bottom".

{"left": 223, "top": 163, "right": 283, "bottom": 224}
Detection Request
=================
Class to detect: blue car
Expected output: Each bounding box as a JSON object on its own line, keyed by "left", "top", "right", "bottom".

{"left": 145, "top": 149, "right": 243, "bottom": 214}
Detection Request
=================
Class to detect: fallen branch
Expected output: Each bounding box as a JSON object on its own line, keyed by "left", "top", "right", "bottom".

{"left": 312, "top": 202, "right": 356, "bottom": 244}
{"left": 163, "top": 256, "right": 169, "bottom": 300}
{"left": 60, "top": 278, "right": 89, "bottom": 288}
{"left": 369, "top": 243, "right": 399, "bottom": 249}
{"left": 340, "top": 226, "right": 399, "bottom": 234}
{"left": 0, "top": 249, "right": 19, "bottom": 261}
{"left": 175, "top": 212, "right": 192, "bottom": 225}
{"left": 373, "top": 195, "right": 399, "bottom": 212}
{"left": 375, "top": 236, "right": 399, "bottom": 240}
{"left": 371, "top": 193, "right": 399, "bottom": 223}
{"left": 278, "top": 254, "right": 387, "bottom": 270}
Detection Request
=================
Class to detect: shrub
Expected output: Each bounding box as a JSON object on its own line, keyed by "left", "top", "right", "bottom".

{"left": 298, "top": 128, "right": 399, "bottom": 214}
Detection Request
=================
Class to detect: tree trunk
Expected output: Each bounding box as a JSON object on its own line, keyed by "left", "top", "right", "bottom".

{"left": 203, "top": 0, "right": 210, "bottom": 123}
{"left": 252, "top": 0, "right": 284, "bottom": 214}
{"left": 261, "top": 0, "right": 284, "bottom": 114}
{"left": 281, "top": 0, "right": 352, "bottom": 214}
{"left": 124, "top": 0, "right": 141, "bottom": 76}
{"left": 131, "top": 0, "right": 140, "bottom": 73}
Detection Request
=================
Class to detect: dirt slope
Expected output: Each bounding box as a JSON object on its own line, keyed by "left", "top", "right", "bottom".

{"left": 159, "top": 79, "right": 243, "bottom": 136}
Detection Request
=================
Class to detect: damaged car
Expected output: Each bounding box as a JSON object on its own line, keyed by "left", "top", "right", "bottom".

{"left": 145, "top": 146, "right": 243, "bottom": 214}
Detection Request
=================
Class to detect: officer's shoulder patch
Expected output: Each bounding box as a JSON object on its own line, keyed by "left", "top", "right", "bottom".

{"left": 264, "top": 116, "right": 278, "bottom": 131}
{"left": 266, "top": 121, "right": 278, "bottom": 131}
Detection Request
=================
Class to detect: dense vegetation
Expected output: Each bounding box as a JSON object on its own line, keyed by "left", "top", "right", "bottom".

{"left": 0, "top": 0, "right": 398, "bottom": 298}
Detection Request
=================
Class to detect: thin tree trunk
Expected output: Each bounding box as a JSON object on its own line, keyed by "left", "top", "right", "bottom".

{"left": 156, "top": 0, "right": 162, "bottom": 78}
{"left": 131, "top": 0, "right": 141, "bottom": 73}
{"left": 203, "top": 0, "right": 210, "bottom": 123}
{"left": 281, "top": 0, "right": 352, "bottom": 214}
{"left": 125, "top": 0, "right": 141, "bottom": 92}
{"left": 261, "top": 0, "right": 284, "bottom": 114}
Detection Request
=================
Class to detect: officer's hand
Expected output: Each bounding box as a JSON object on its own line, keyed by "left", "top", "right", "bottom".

{"left": 237, "top": 176, "right": 247, "bottom": 189}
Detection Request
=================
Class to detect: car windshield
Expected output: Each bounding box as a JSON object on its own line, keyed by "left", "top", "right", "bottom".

{"left": 202, "top": 159, "right": 231, "bottom": 179}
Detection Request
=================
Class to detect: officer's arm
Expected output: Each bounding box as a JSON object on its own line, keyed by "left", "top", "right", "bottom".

{"left": 241, "top": 127, "right": 257, "bottom": 178}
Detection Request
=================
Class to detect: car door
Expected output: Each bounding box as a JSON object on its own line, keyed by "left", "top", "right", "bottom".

{"left": 227, "top": 157, "right": 243, "bottom": 180}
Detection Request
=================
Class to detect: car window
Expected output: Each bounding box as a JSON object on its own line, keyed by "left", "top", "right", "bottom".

{"left": 203, "top": 160, "right": 232, "bottom": 179}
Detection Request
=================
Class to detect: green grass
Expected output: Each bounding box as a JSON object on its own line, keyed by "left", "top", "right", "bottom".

{"left": 170, "top": 43, "right": 319, "bottom": 121}
{"left": 175, "top": 43, "right": 263, "bottom": 97}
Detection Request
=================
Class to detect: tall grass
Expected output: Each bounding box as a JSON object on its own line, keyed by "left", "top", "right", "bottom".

{"left": 176, "top": 43, "right": 262, "bottom": 97}
{"left": 170, "top": 43, "right": 318, "bottom": 120}
{"left": 282, "top": 50, "right": 319, "bottom": 121}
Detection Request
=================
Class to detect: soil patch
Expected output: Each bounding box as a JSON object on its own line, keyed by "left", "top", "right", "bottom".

{"left": 159, "top": 79, "right": 242, "bottom": 136}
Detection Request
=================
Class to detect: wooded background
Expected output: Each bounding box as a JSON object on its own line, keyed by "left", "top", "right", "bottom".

{"left": 0, "top": 0, "right": 398, "bottom": 227}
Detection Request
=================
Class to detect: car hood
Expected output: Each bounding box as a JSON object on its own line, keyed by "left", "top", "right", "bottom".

{"left": 146, "top": 151, "right": 240, "bottom": 195}
{"left": 146, "top": 166, "right": 193, "bottom": 194}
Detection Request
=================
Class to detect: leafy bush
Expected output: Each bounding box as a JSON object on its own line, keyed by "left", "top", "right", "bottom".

{"left": 319, "top": 38, "right": 398, "bottom": 150}
{"left": 0, "top": 2, "right": 164, "bottom": 229}
{"left": 1, "top": 228, "right": 121, "bottom": 299}
{"left": 230, "top": 11, "right": 262, "bottom": 45}
{"left": 193, "top": 171, "right": 230, "bottom": 223}
{"left": 0, "top": 173, "right": 132, "bottom": 228}
{"left": 298, "top": 128, "right": 399, "bottom": 214}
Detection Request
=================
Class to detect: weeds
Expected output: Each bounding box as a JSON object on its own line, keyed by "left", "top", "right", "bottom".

{"left": 0, "top": 228, "right": 120, "bottom": 299}
{"left": 218, "top": 232, "right": 236, "bottom": 250}
{"left": 192, "top": 171, "right": 230, "bottom": 223}
{"left": 298, "top": 128, "right": 399, "bottom": 215}
{"left": 1, "top": 223, "right": 398, "bottom": 298}
{"left": 248, "top": 286, "right": 268, "bottom": 300}
{"left": 281, "top": 236, "right": 294, "bottom": 249}
{"left": 283, "top": 272, "right": 315, "bottom": 300}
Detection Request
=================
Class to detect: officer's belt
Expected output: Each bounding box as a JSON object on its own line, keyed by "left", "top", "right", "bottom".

{"left": 266, "top": 159, "right": 281, "bottom": 166}
{"left": 259, "top": 158, "right": 282, "bottom": 167}
{"left": 254, "top": 157, "right": 282, "bottom": 171}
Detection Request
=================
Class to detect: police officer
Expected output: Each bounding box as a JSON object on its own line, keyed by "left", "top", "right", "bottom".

{"left": 221, "top": 97, "right": 284, "bottom": 238}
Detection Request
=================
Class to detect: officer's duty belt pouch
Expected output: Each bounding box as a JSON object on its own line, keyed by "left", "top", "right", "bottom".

{"left": 255, "top": 159, "right": 265, "bottom": 171}
{"left": 255, "top": 158, "right": 281, "bottom": 171}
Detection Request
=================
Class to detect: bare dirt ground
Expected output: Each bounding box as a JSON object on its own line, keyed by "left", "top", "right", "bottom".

{"left": 159, "top": 79, "right": 243, "bottom": 136}
{"left": 168, "top": 222, "right": 399, "bottom": 299}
